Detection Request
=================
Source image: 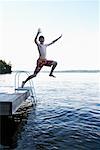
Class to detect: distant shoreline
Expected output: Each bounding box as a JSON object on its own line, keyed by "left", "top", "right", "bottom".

{"left": 54, "top": 70, "right": 100, "bottom": 73}
{"left": 12, "top": 70, "right": 100, "bottom": 73}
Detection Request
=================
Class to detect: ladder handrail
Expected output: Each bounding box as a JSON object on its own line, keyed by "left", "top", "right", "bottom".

{"left": 14, "top": 71, "right": 37, "bottom": 104}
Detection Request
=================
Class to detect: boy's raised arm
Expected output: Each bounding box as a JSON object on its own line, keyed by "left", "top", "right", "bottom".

{"left": 47, "top": 34, "right": 62, "bottom": 46}
{"left": 34, "top": 28, "right": 41, "bottom": 45}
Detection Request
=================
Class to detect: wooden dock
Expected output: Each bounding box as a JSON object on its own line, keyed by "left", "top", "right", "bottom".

{"left": 0, "top": 89, "right": 30, "bottom": 116}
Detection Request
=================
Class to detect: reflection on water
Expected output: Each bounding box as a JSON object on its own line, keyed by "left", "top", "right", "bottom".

{"left": 0, "top": 116, "right": 18, "bottom": 149}
{"left": 0, "top": 105, "right": 34, "bottom": 149}
{"left": 0, "top": 72, "right": 100, "bottom": 149}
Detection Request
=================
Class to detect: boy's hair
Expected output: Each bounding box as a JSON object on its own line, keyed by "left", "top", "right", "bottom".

{"left": 39, "top": 36, "right": 44, "bottom": 41}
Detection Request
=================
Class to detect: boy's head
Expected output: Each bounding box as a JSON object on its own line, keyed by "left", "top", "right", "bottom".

{"left": 39, "top": 36, "right": 45, "bottom": 43}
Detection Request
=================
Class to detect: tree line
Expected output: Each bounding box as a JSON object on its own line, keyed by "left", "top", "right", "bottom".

{"left": 0, "top": 60, "right": 12, "bottom": 74}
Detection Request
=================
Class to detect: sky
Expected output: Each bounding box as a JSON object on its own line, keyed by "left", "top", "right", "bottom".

{"left": 0, "top": 0, "right": 99, "bottom": 71}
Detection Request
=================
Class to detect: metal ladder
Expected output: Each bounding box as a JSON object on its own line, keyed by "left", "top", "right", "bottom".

{"left": 14, "top": 71, "right": 37, "bottom": 105}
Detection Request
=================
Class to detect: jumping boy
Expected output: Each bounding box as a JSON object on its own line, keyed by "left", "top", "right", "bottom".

{"left": 21, "top": 28, "right": 62, "bottom": 88}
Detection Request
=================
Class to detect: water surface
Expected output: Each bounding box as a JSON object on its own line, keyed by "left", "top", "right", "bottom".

{"left": 0, "top": 72, "right": 100, "bottom": 150}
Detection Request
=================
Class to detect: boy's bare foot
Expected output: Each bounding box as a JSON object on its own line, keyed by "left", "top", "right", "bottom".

{"left": 21, "top": 81, "right": 25, "bottom": 88}
{"left": 49, "top": 74, "right": 56, "bottom": 78}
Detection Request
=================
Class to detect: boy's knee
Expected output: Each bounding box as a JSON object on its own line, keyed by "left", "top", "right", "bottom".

{"left": 53, "top": 61, "right": 57, "bottom": 66}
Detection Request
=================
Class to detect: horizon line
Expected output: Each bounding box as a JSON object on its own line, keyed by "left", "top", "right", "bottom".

{"left": 13, "top": 69, "right": 100, "bottom": 73}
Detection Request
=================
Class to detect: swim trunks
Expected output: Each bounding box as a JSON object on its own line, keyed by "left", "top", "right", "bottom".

{"left": 37, "top": 58, "right": 53, "bottom": 68}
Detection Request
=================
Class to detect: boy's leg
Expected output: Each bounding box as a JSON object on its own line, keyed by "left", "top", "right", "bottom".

{"left": 21, "top": 74, "right": 36, "bottom": 88}
{"left": 44, "top": 60, "right": 57, "bottom": 77}
{"left": 21, "top": 66, "right": 42, "bottom": 88}
{"left": 49, "top": 61, "right": 57, "bottom": 77}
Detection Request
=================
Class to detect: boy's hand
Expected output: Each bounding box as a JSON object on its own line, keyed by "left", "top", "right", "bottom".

{"left": 60, "top": 34, "right": 62, "bottom": 38}
{"left": 38, "top": 28, "right": 41, "bottom": 33}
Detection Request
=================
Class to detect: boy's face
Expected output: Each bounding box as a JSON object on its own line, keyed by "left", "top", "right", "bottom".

{"left": 39, "top": 37, "right": 44, "bottom": 43}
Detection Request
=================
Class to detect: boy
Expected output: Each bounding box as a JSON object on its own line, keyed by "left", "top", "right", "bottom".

{"left": 21, "top": 28, "right": 62, "bottom": 88}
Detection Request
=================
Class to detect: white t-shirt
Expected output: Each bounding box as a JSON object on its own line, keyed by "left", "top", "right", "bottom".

{"left": 37, "top": 43, "right": 49, "bottom": 59}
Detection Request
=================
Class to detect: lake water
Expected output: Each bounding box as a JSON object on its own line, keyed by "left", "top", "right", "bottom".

{"left": 0, "top": 72, "right": 100, "bottom": 150}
